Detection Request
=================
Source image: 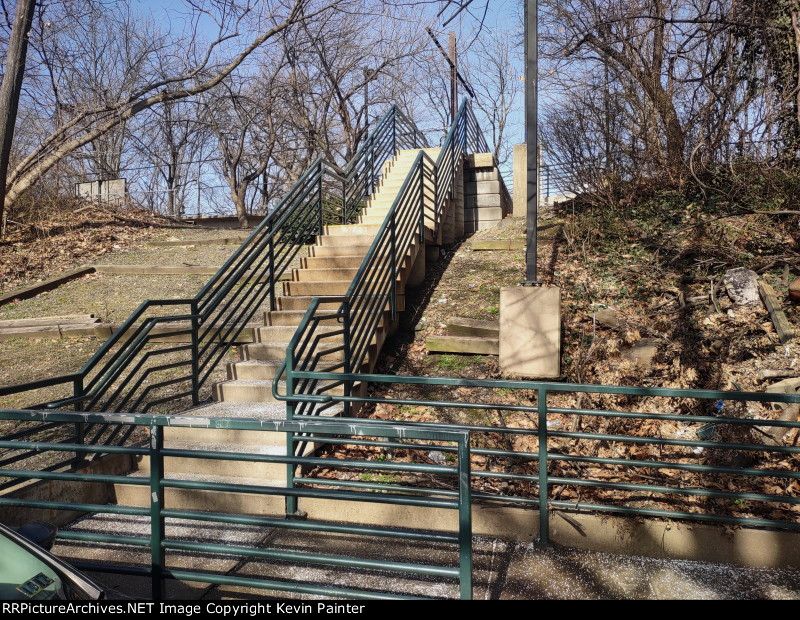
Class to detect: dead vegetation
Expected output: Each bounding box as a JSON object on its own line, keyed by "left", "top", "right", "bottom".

{"left": 311, "top": 198, "right": 800, "bottom": 525}
{"left": 0, "top": 200, "right": 188, "bottom": 293}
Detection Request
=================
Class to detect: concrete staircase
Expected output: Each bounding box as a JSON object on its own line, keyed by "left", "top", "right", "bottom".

{"left": 109, "top": 148, "right": 444, "bottom": 516}
{"left": 211, "top": 148, "right": 440, "bottom": 405}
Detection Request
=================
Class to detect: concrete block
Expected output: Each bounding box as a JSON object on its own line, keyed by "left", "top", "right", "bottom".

{"left": 466, "top": 194, "right": 501, "bottom": 209}
{"left": 466, "top": 153, "right": 496, "bottom": 168}
{"left": 465, "top": 180, "right": 502, "bottom": 195}
{"left": 513, "top": 143, "right": 527, "bottom": 218}
{"left": 467, "top": 169, "right": 500, "bottom": 183}
{"left": 500, "top": 286, "right": 561, "bottom": 378}
{"left": 465, "top": 207, "right": 504, "bottom": 222}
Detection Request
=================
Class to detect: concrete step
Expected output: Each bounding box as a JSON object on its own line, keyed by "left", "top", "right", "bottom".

{"left": 300, "top": 255, "right": 365, "bottom": 270}
{"left": 213, "top": 380, "right": 287, "bottom": 403}
{"left": 163, "top": 401, "right": 342, "bottom": 446}
{"left": 214, "top": 378, "right": 353, "bottom": 403}
{"left": 283, "top": 278, "right": 402, "bottom": 297}
{"left": 241, "top": 342, "right": 291, "bottom": 362}
{"left": 113, "top": 472, "right": 287, "bottom": 517}
{"left": 317, "top": 234, "right": 375, "bottom": 247}
{"left": 275, "top": 296, "right": 344, "bottom": 312}
{"left": 136, "top": 442, "right": 288, "bottom": 480}
{"left": 283, "top": 280, "right": 353, "bottom": 296}
{"left": 255, "top": 324, "right": 341, "bottom": 343}
{"left": 241, "top": 342, "right": 344, "bottom": 362}
{"left": 275, "top": 295, "right": 405, "bottom": 314}
{"left": 307, "top": 244, "right": 373, "bottom": 257}
{"left": 323, "top": 224, "right": 382, "bottom": 237}
{"left": 265, "top": 309, "right": 339, "bottom": 326}
{"left": 226, "top": 360, "right": 281, "bottom": 381}
{"left": 315, "top": 234, "right": 376, "bottom": 247}
{"left": 292, "top": 267, "right": 359, "bottom": 282}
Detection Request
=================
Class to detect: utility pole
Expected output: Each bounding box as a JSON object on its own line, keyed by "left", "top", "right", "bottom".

{"left": 363, "top": 68, "right": 371, "bottom": 137}
{"left": 449, "top": 32, "right": 458, "bottom": 125}
{"left": 524, "top": 0, "right": 539, "bottom": 284}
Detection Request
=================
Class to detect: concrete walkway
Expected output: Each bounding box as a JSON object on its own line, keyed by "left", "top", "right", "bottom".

{"left": 54, "top": 516, "right": 800, "bottom": 600}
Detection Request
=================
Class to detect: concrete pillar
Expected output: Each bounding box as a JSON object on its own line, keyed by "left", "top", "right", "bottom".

{"left": 442, "top": 198, "right": 456, "bottom": 244}
{"left": 406, "top": 245, "right": 426, "bottom": 288}
{"left": 513, "top": 144, "right": 526, "bottom": 218}
{"left": 454, "top": 158, "right": 465, "bottom": 237}
{"left": 426, "top": 244, "right": 441, "bottom": 265}
{"left": 499, "top": 286, "right": 561, "bottom": 378}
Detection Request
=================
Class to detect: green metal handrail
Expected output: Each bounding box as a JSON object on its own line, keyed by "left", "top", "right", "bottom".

{"left": 276, "top": 370, "right": 800, "bottom": 543}
{"left": 0, "top": 407, "right": 472, "bottom": 600}
{"left": 273, "top": 98, "right": 488, "bottom": 514}
{"left": 0, "top": 104, "right": 427, "bottom": 463}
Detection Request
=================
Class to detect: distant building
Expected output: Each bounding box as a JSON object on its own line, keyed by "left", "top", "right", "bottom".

{"left": 75, "top": 178, "right": 127, "bottom": 204}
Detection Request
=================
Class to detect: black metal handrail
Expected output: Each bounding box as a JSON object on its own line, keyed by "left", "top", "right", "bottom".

{"left": 0, "top": 104, "right": 427, "bottom": 463}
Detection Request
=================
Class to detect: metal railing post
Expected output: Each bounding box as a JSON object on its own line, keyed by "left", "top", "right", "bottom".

{"left": 190, "top": 301, "right": 199, "bottom": 406}
{"left": 73, "top": 376, "right": 85, "bottom": 459}
{"left": 149, "top": 423, "right": 165, "bottom": 599}
{"left": 392, "top": 108, "right": 397, "bottom": 153}
{"left": 342, "top": 301, "right": 352, "bottom": 416}
{"left": 285, "top": 349, "right": 298, "bottom": 517}
{"left": 268, "top": 231, "right": 276, "bottom": 312}
{"left": 389, "top": 211, "right": 397, "bottom": 323}
{"left": 286, "top": 348, "right": 297, "bottom": 517}
{"left": 341, "top": 177, "right": 348, "bottom": 225}
{"left": 317, "top": 163, "right": 324, "bottom": 235}
{"left": 368, "top": 136, "right": 375, "bottom": 195}
{"left": 537, "top": 388, "right": 550, "bottom": 546}
{"left": 457, "top": 432, "right": 473, "bottom": 600}
{"left": 418, "top": 163, "right": 425, "bottom": 244}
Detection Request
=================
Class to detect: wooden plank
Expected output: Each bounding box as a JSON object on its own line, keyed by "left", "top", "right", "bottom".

{"left": 0, "top": 266, "right": 96, "bottom": 307}
{"left": 426, "top": 335, "right": 499, "bottom": 355}
{"left": 0, "top": 324, "right": 112, "bottom": 341}
{"left": 94, "top": 264, "right": 221, "bottom": 275}
{"left": 148, "top": 236, "right": 248, "bottom": 247}
{"left": 759, "top": 280, "right": 795, "bottom": 345}
{"left": 0, "top": 314, "right": 98, "bottom": 328}
{"left": 446, "top": 317, "right": 500, "bottom": 338}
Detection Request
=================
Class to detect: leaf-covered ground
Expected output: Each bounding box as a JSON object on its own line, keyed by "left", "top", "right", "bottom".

{"left": 313, "top": 202, "right": 800, "bottom": 526}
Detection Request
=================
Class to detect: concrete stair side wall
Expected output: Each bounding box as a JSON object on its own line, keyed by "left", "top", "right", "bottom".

{"left": 464, "top": 154, "right": 512, "bottom": 233}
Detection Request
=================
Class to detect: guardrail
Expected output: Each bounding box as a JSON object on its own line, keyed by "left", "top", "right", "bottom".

{"left": 0, "top": 408, "right": 472, "bottom": 600}
{"left": 275, "top": 372, "right": 800, "bottom": 542}
{"left": 0, "top": 105, "right": 427, "bottom": 465}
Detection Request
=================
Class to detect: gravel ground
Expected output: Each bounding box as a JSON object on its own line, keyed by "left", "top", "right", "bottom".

{"left": 50, "top": 518, "right": 800, "bottom": 600}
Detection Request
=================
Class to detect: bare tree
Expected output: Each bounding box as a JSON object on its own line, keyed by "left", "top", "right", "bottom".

{"left": 130, "top": 99, "right": 208, "bottom": 217}
{"left": 539, "top": 0, "right": 773, "bottom": 190}
{"left": 462, "top": 27, "right": 522, "bottom": 168}
{"left": 202, "top": 74, "right": 282, "bottom": 227}
{"left": 0, "top": 0, "right": 36, "bottom": 234}
{"left": 2, "top": 0, "right": 348, "bottom": 217}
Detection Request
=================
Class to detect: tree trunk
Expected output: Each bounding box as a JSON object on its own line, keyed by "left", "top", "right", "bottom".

{"left": 791, "top": 9, "right": 800, "bottom": 142}
{"left": 232, "top": 189, "right": 249, "bottom": 228}
{"left": 0, "top": 0, "right": 37, "bottom": 236}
